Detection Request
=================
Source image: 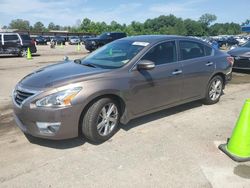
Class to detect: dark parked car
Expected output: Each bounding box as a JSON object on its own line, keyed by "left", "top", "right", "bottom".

{"left": 217, "top": 37, "right": 239, "bottom": 47}
{"left": 85, "top": 32, "right": 127, "bottom": 52}
{"left": 0, "top": 33, "right": 37, "bottom": 57}
{"left": 12, "top": 35, "right": 233, "bottom": 143}
{"left": 228, "top": 40, "right": 250, "bottom": 70}
{"left": 35, "top": 36, "right": 47, "bottom": 45}
{"left": 51, "top": 36, "right": 66, "bottom": 45}
{"left": 81, "top": 35, "right": 96, "bottom": 44}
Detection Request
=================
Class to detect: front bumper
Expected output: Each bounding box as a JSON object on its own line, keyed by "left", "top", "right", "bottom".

{"left": 12, "top": 100, "right": 82, "bottom": 140}
{"left": 84, "top": 42, "right": 97, "bottom": 51}
{"left": 233, "top": 59, "right": 250, "bottom": 70}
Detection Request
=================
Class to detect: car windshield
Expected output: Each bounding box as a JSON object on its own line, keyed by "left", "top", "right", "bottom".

{"left": 81, "top": 40, "right": 148, "bottom": 69}
{"left": 99, "top": 33, "right": 110, "bottom": 39}
{"left": 20, "top": 34, "right": 31, "bottom": 40}
{"left": 242, "top": 41, "right": 250, "bottom": 48}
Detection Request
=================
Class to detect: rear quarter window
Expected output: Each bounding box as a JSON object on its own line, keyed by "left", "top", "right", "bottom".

{"left": 4, "top": 34, "right": 19, "bottom": 41}
{"left": 204, "top": 45, "right": 213, "bottom": 56}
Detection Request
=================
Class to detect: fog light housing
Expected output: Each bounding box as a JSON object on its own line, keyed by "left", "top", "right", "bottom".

{"left": 36, "top": 122, "right": 61, "bottom": 135}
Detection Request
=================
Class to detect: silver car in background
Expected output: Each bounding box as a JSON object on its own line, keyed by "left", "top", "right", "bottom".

{"left": 68, "top": 36, "right": 81, "bottom": 45}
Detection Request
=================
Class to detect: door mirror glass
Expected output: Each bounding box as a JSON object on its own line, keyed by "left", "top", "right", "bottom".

{"left": 137, "top": 60, "right": 155, "bottom": 70}
{"left": 73, "top": 59, "right": 81, "bottom": 64}
{"left": 63, "top": 56, "right": 69, "bottom": 61}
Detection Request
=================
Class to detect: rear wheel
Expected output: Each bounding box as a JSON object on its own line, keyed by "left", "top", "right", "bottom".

{"left": 203, "top": 75, "right": 224, "bottom": 105}
{"left": 19, "top": 48, "right": 27, "bottom": 57}
{"left": 81, "top": 98, "right": 120, "bottom": 143}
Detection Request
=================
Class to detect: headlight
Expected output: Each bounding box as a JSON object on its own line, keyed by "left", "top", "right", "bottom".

{"left": 36, "top": 87, "right": 82, "bottom": 107}
{"left": 91, "top": 41, "right": 96, "bottom": 45}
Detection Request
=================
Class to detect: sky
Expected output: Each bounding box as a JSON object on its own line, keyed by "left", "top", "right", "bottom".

{"left": 0, "top": 0, "right": 249, "bottom": 27}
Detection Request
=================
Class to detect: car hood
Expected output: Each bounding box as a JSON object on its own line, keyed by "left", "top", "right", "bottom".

{"left": 19, "top": 61, "right": 110, "bottom": 89}
{"left": 228, "top": 47, "right": 250, "bottom": 57}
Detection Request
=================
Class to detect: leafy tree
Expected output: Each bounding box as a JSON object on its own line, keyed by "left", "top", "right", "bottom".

{"left": 199, "top": 13, "right": 217, "bottom": 26}
{"left": 33, "top": 21, "right": 46, "bottom": 32}
{"left": 80, "top": 18, "right": 92, "bottom": 32}
{"left": 242, "top": 19, "right": 250, "bottom": 26}
{"left": 209, "top": 23, "right": 241, "bottom": 35}
{"left": 48, "top": 22, "right": 56, "bottom": 30}
{"left": 2, "top": 25, "right": 8, "bottom": 29}
{"left": 9, "top": 19, "right": 30, "bottom": 30}
{"left": 184, "top": 19, "right": 204, "bottom": 36}
{"left": 7, "top": 14, "right": 243, "bottom": 36}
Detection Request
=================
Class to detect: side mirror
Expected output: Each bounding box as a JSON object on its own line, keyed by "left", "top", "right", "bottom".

{"left": 63, "top": 56, "right": 69, "bottom": 61}
{"left": 74, "top": 59, "right": 81, "bottom": 64}
{"left": 137, "top": 60, "right": 155, "bottom": 70}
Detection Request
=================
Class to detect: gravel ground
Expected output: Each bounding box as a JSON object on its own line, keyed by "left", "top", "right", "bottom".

{"left": 0, "top": 46, "right": 250, "bottom": 187}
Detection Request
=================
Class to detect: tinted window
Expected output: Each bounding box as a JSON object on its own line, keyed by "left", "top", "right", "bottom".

{"left": 20, "top": 34, "right": 31, "bottom": 40}
{"left": 4, "top": 34, "right": 19, "bottom": 41}
{"left": 115, "top": 33, "right": 126, "bottom": 38}
{"left": 0, "top": 34, "right": 2, "bottom": 42}
{"left": 242, "top": 41, "right": 250, "bottom": 48}
{"left": 142, "top": 41, "right": 177, "bottom": 65}
{"left": 180, "top": 41, "right": 205, "bottom": 60}
{"left": 99, "top": 33, "right": 110, "bottom": 39}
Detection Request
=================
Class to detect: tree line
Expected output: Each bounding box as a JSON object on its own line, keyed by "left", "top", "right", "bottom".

{"left": 2, "top": 13, "right": 248, "bottom": 36}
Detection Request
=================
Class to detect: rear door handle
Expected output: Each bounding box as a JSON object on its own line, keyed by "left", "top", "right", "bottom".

{"left": 206, "top": 62, "right": 214, "bottom": 66}
{"left": 172, "top": 70, "right": 183, "bottom": 75}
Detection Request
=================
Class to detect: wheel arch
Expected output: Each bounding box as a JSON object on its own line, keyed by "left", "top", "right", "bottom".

{"left": 78, "top": 93, "right": 126, "bottom": 136}
{"left": 210, "top": 72, "right": 226, "bottom": 88}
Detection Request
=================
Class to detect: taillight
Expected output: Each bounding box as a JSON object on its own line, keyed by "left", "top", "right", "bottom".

{"left": 227, "top": 56, "right": 234, "bottom": 66}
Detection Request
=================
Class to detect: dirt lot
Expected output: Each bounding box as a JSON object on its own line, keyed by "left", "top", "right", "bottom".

{"left": 0, "top": 45, "right": 250, "bottom": 187}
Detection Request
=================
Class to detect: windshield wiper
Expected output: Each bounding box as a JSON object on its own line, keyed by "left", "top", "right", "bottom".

{"left": 81, "top": 63, "right": 97, "bottom": 68}
{"left": 74, "top": 59, "right": 97, "bottom": 68}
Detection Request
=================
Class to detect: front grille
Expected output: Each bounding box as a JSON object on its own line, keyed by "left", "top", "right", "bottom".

{"left": 233, "top": 58, "right": 250, "bottom": 69}
{"left": 14, "top": 90, "right": 34, "bottom": 105}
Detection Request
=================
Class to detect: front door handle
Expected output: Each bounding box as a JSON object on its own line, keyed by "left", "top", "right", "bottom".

{"left": 206, "top": 62, "right": 214, "bottom": 66}
{"left": 172, "top": 70, "right": 183, "bottom": 75}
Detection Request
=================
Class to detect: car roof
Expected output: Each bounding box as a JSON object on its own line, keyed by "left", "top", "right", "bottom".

{"left": 120, "top": 35, "right": 199, "bottom": 43}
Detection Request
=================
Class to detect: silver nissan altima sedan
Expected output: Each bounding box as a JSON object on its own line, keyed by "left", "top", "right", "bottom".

{"left": 12, "top": 35, "right": 233, "bottom": 143}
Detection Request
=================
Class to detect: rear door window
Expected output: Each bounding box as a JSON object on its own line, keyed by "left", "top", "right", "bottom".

{"left": 141, "top": 41, "right": 177, "bottom": 65}
{"left": 179, "top": 40, "right": 206, "bottom": 60}
{"left": 4, "top": 34, "right": 19, "bottom": 41}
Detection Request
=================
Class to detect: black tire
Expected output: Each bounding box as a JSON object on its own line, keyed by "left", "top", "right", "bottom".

{"left": 19, "top": 48, "right": 27, "bottom": 57}
{"left": 82, "top": 98, "right": 120, "bottom": 143}
{"left": 203, "top": 75, "right": 224, "bottom": 105}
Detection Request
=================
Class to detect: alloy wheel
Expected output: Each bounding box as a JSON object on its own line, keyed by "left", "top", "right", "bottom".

{"left": 209, "top": 79, "right": 222, "bottom": 101}
{"left": 97, "top": 103, "right": 119, "bottom": 136}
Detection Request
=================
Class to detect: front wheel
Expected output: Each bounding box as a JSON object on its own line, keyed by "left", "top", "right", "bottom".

{"left": 81, "top": 98, "right": 120, "bottom": 143}
{"left": 203, "top": 75, "right": 224, "bottom": 105}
